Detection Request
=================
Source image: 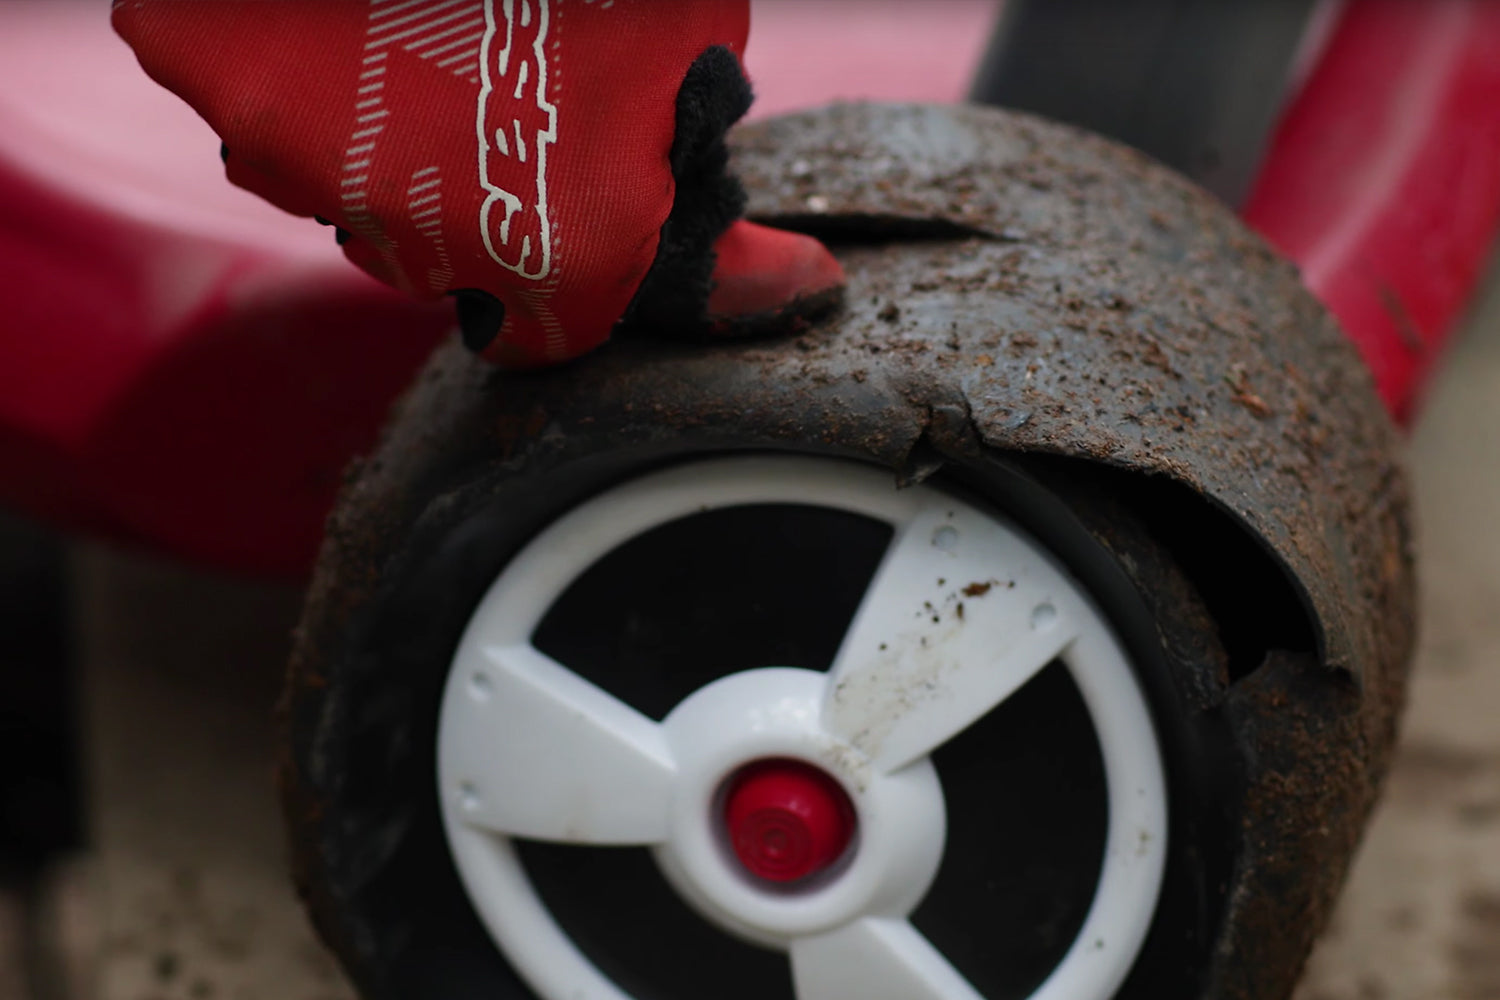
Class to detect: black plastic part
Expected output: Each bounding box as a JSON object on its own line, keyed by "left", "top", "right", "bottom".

{"left": 518, "top": 840, "right": 797, "bottom": 1000}
{"left": 946, "top": 460, "right": 1243, "bottom": 999}
{"left": 911, "top": 660, "right": 1106, "bottom": 998}
{"left": 315, "top": 215, "right": 357, "bottom": 249}
{"left": 969, "top": 0, "right": 1320, "bottom": 206}
{"left": 533, "top": 505, "right": 891, "bottom": 720}
{"left": 452, "top": 289, "right": 506, "bottom": 354}
{"left": 0, "top": 513, "right": 82, "bottom": 874}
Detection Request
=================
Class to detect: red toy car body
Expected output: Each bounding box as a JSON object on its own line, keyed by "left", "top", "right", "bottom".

{"left": 1, "top": 0, "right": 1498, "bottom": 576}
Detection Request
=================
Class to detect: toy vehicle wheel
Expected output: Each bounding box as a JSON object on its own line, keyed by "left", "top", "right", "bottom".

{"left": 281, "top": 448, "right": 1239, "bottom": 1000}
{"left": 280, "top": 100, "right": 1414, "bottom": 1000}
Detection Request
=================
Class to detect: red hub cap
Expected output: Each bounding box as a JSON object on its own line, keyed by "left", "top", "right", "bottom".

{"left": 722, "top": 759, "right": 857, "bottom": 883}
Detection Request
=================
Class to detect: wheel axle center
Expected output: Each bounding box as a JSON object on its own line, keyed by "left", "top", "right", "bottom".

{"left": 722, "top": 759, "right": 856, "bottom": 883}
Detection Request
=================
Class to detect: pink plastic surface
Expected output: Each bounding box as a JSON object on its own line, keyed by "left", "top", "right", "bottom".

{"left": 745, "top": 1, "right": 1000, "bottom": 118}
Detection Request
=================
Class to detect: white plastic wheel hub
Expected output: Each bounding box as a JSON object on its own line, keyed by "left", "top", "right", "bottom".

{"left": 438, "top": 456, "right": 1168, "bottom": 1000}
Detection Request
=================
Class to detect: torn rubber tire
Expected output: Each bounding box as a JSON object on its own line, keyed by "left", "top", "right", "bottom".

{"left": 280, "top": 103, "right": 1414, "bottom": 1000}
{"left": 282, "top": 443, "right": 1237, "bottom": 1000}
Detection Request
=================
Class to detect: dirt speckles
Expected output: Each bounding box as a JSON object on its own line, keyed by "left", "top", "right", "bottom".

{"left": 1225, "top": 366, "right": 1275, "bottom": 419}
{"left": 1008, "top": 331, "right": 1039, "bottom": 355}
{"left": 826, "top": 633, "right": 960, "bottom": 759}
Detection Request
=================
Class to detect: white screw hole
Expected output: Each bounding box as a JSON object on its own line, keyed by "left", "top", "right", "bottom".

{"left": 1031, "top": 602, "right": 1058, "bottom": 631}
{"left": 459, "top": 783, "right": 481, "bottom": 811}
{"left": 469, "top": 672, "right": 493, "bottom": 701}
{"left": 932, "top": 526, "right": 960, "bottom": 552}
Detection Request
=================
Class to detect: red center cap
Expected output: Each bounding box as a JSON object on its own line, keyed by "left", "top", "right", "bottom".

{"left": 722, "top": 759, "right": 857, "bottom": 883}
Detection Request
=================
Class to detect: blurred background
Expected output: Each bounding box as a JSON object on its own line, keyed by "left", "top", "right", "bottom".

{"left": 1, "top": 1, "right": 1497, "bottom": 998}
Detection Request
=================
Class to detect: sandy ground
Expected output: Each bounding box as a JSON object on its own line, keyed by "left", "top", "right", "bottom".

{"left": 1289, "top": 271, "right": 1500, "bottom": 1000}
{"left": 2, "top": 272, "right": 1498, "bottom": 999}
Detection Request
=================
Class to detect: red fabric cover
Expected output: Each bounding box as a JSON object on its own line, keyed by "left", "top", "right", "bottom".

{"left": 113, "top": 0, "right": 749, "bottom": 367}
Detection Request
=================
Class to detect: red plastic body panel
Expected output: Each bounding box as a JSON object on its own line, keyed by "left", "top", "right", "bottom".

{"left": 0, "top": 129, "right": 452, "bottom": 576}
{"left": 1245, "top": 0, "right": 1500, "bottom": 424}
{"left": 0, "top": 4, "right": 452, "bottom": 576}
{"left": 1, "top": 0, "right": 1498, "bottom": 575}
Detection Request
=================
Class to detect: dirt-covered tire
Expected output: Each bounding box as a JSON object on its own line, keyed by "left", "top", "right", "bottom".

{"left": 279, "top": 100, "right": 1414, "bottom": 1000}
{"left": 279, "top": 431, "right": 1244, "bottom": 1000}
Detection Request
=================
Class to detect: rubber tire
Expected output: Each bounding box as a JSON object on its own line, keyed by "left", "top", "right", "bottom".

{"left": 279, "top": 446, "right": 1241, "bottom": 1000}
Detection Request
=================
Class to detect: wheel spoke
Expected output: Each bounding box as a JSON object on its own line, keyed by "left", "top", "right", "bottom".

{"left": 822, "top": 501, "right": 1079, "bottom": 773}
{"left": 791, "top": 918, "right": 983, "bottom": 1000}
{"left": 439, "top": 643, "right": 676, "bottom": 844}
